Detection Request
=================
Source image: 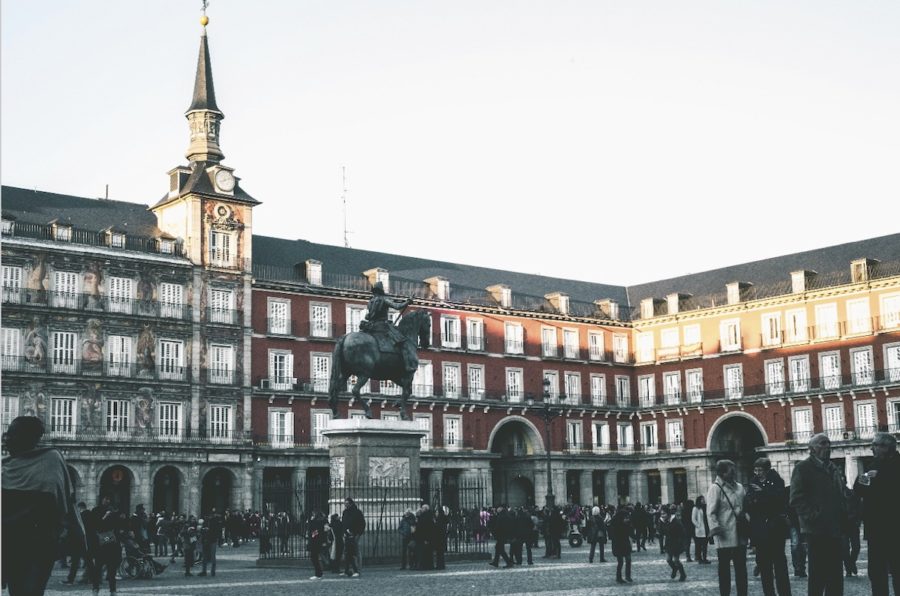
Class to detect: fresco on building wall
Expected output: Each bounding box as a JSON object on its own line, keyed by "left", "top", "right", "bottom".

{"left": 235, "top": 399, "right": 243, "bottom": 432}
{"left": 136, "top": 388, "right": 154, "bottom": 433}
{"left": 20, "top": 387, "right": 47, "bottom": 419}
{"left": 23, "top": 316, "right": 47, "bottom": 366}
{"left": 80, "top": 386, "right": 102, "bottom": 429}
{"left": 82, "top": 319, "right": 104, "bottom": 371}
{"left": 83, "top": 262, "right": 103, "bottom": 310}
{"left": 137, "top": 272, "right": 154, "bottom": 315}
{"left": 137, "top": 324, "right": 156, "bottom": 376}
{"left": 27, "top": 254, "right": 48, "bottom": 303}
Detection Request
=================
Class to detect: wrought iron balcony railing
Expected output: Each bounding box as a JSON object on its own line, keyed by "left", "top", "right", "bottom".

{"left": 207, "top": 307, "right": 241, "bottom": 325}
{"left": 266, "top": 317, "right": 293, "bottom": 335}
{"left": 2, "top": 220, "right": 186, "bottom": 256}
{"left": 40, "top": 424, "right": 251, "bottom": 445}
{"left": 2, "top": 356, "right": 191, "bottom": 382}
{"left": 1, "top": 288, "right": 192, "bottom": 320}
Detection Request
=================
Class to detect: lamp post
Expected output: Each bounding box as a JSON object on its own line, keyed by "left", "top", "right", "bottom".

{"left": 528, "top": 378, "right": 565, "bottom": 509}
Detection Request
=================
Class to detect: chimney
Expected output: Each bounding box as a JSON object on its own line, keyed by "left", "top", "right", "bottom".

{"left": 666, "top": 293, "right": 692, "bottom": 315}
{"left": 791, "top": 270, "right": 817, "bottom": 294}
{"left": 487, "top": 284, "right": 511, "bottom": 308}
{"left": 425, "top": 276, "right": 450, "bottom": 300}
{"left": 726, "top": 282, "right": 753, "bottom": 305}
{"left": 851, "top": 258, "right": 879, "bottom": 284}
{"left": 545, "top": 292, "right": 569, "bottom": 315}
{"left": 640, "top": 297, "right": 665, "bottom": 319}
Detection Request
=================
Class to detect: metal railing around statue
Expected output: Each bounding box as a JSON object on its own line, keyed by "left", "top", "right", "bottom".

{"left": 257, "top": 477, "right": 490, "bottom": 565}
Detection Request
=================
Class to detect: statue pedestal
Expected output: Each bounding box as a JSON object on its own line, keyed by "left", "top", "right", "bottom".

{"left": 322, "top": 418, "right": 425, "bottom": 486}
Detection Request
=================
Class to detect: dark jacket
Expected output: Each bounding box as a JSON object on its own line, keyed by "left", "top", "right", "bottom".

{"left": 585, "top": 514, "right": 607, "bottom": 544}
{"left": 663, "top": 516, "right": 686, "bottom": 556}
{"left": 488, "top": 509, "right": 513, "bottom": 541}
{"left": 609, "top": 512, "right": 633, "bottom": 557}
{"left": 744, "top": 468, "right": 789, "bottom": 545}
{"left": 790, "top": 455, "right": 847, "bottom": 538}
{"left": 342, "top": 504, "right": 366, "bottom": 537}
{"left": 307, "top": 514, "right": 327, "bottom": 547}
{"left": 514, "top": 510, "right": 535, "bottom": 542}
{"left": 854, "top": 450, "right": 900, "bottom": 543}
{"left": 399, "top": 513, "right": 415, "bottom": 539}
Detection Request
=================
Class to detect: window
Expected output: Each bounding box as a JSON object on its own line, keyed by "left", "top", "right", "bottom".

{"left": 819, "top": 352, "right": 841, "bottom": 390}
{"left": 564, "top": 372, "right": 581, "bottom": 401}
{"left": 823, "top": 405, "right": 843, "bottom": 441}
{"left": 444, "top": 416, "right": 462, "bottom": 450}
{"left": 50, "top": 397, "right": 76, "bottom": 437}
{"left": 506, "top": 368, "right": 524, "bottom": 402}
{"left": 666, "top": 420, "right": 684, "bottom": 451}
{"left": 641, "top": 422, "right": 658, "bottom": 452}
{"left": 209, "top": 230, "right": 234, "bottom": 267}
{"left": 158, "top": 402, "right": 183, "bottom": 441}
{"left": 765, "top": 359, "right": 785, "bottom": 395}
{"left": 443, "top": 362, "right": 461, "bottom": 398}
{"left": 786, "top": 309, "right": 808, "bottom": 342}
{"left": 567, "top": 420, "right": 582, "bottom": 450}
{"left": 379, "top": 379, "right": 401, "bottom": 396}
{"left": 159, "top": 239, "right": 175, "bottom": 254}
{"left": 311, "top": 353, "right": 331, "bottom": 392}
{"left": 889, "top": 400, "right": 900, "bottom": 433}
{"left": 588, "top": 331, "right": 604, "bottom": 361}
{"left": 683, "top": 325, "right": 701, "bottom": 346}
{"left": 381, "top": 411, "right": 401, "bottom": 422}
{"left": 106, "top": 277, "right": 133, "bottom": 314}
{"left": 815, "top": 303, "right": 839, "bottom": 339}
{"left": 109, "top": 232, "right": 125, "bottom": 248}
{"left": 414, "top": 414, "right": 432, "bottom": 450}
{"left": 107, "top": 335, "right": 132, "bottom": 377}
{"left": 615, "top": 375, "right": 631, "bottom": 406}
{"left": 661, "top": 328, "right": 679, "bottom": 349}
{"left": 855, "top": 401, "right": 877, "bottom": 439}
{"left": 792, "top": 408, "right": 813, "bottom": 443}
{"left": 311, "top": 410, "right": 330, "bottom": 447}
{"left": 850, "top": 348, "right": 874, "bottom": 385}
{"left": 51, "top": 331, "right": 77, "bottom": 374}
{"left": 789, "top": 356, "right": 810, "bottom": 393}
{"left": 159, "top": 282, "right": 183, "bottom": 319}
{"left": 441, "top": 316, "right": 461, "bottom": 348}
{"left": 53, "top": 271, "right": 78, "bottom": 308}
{"left": 638, "top": 375, "right": 655, "bottom": 407}
{"left": 686, "top": 369, "right": 703, "bottom": 403}
{"left": 505, "top": 323, "right": 524, "bottom": 354}
{"left": 885, "top": 343, "right": 900, "bottom": 383}
{"left": 310, "top": 303, "right": 331, "bottom": 337}
{"left": 663, "top": 372, "right": 681, "bottom": 404}
{"left": 268, "top": 299, "right": 291, "bottom": 334}
{"left": 468, "top": 364, "right": 485, "bottom": 400}
{"left": 209, "top": 405, "right": 233, "bottom": 442}
{"left": 346, "top": 374, "right": 369, "bottom": 395}
{"left": 2, "top": 265, "right": 22, "bottom": 303}
{"left": 158, "top": 340, "right": 184, "bottom": 380}
{"left": 543, "top": 370, "right": 560, "bottom": 402}
{"left": 209, "top": 289, "right": 234, "bottom": 324}
{"left": 2, "top": 395, "right": 19, "bottom": 431}
{"left": 846, "top": 299, "right": 871, "bottom": 334}
{"left": 590, "top": 374, "right": 606, "bottom": 406}
{"left": 724, "top": 364, "right": 743, "bottom": 399}
{"left": 306, "top": 261, "right": 322, "bottom": 286}
{"left": 412, "top": 361, "right": 433, "bottom": 397}
{"left": 761, "top": 313, "right": 782, "bottom": 346}
{"left": 268, "top": 351, "right": 293, "bottom": 390}
{"left": 720, "top": 319, "right": 741, "bottom": 351}
{"left": 466, "top": 318, "right": 484, "bottom": 350}
{"left": 270, "top": 409, "right": 294, "bottom": 447}
{"left": 592, "top": 422, "right": 610, "bottom": 453}
{"left": 637, "top": 333, "right": 654, "bottom": 363}
{"left": 617, "top": 423, "right": 634, "bottom": 452}
{"left": 346, "top": 305, "right": 366, "bottom": 334}
{"left": 881, "top": 294, "right": 900, "bottom": 330}
{"left": 541, "top": 327, "right": 558, "bottom": 358}
{"left": 563, "top": 329, "right": 579, "bottom": 359}
{"left": 2, "top": 328, "right": 21, "bottom": 370}
{"left": 613, "top": 334, "right": 628, "bottom": 363}
{"left": 1, "top": 218, "right": 14, "bottom": 234}
{"left": 106, "top": 399, "right": 130, "bottom": 437}
{"left": 209, "top": 344, "right": 234, "bottom": 384}
{"left": 54, "top": 225, "right": 72, "bottom": 241}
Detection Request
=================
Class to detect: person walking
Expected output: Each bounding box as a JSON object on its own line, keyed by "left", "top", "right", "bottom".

{"left": 91, "top": 497, "right": 123, "bottom": 595}
{"left": 488, "top": 504, "right": 513, "bottom": 568}
{"left": 853, "top": 432, "right": 900, "bottom": 596}
{"left": 610, "top": 507, "right": 633, "bottom": 584}
{"left": 199, "top": 512, "right": 221, "bottom": 577}
{"left": 662, "top": 505, "right": 687, "bottom": 582}
{"left": 341, "top": 497, "right": 365, "bottom": 577}
{"left": 399, "top": 509, "right": 416, "bottom": 570}
{"left": 790, "top": 433, "right": 847, "bottom": 596}
{"left": 744, "top": 457, "right": 791, "bottom": 596}
{"left": 692, "top": 496, "right": 711, "bottom": 564}
{"left": 586, "top": 506, "right": 608, "bottom": 563}
{"left": 708, "top": 459, "right": 749, "bottom": 596}
{"left": 681, "top": 499, "right": 695, "bottom": 562}
{"left": 513, "top": 507, "right": 535, "bottom": 565}
{"left": 307, "top": 510, "right": 327, "bottom": 580}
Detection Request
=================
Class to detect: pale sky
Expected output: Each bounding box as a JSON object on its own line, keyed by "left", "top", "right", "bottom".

{"left": 2, "top": 1, "right": 898, "bottom": 287}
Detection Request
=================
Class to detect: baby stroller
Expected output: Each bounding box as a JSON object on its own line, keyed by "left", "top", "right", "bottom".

{"left": 120, "top": 533, "right": 168, "bottom": 579}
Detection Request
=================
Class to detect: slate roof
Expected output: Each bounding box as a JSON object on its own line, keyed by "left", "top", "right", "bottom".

{"left": 151, "top": 161, "right": 259, "bottom": 209}
{"left": 188, "top": 30, "right": 220, "bottom": 114}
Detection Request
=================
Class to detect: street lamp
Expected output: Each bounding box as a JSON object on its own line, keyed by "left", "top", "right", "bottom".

{"left": 528, "top": 377, "right": 566, "bottom": 509}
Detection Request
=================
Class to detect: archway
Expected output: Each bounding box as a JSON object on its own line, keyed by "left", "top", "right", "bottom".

{"left": 99, "top": 465, "right": 134, "bottom": 514}
{"left": 153, "top": 466, "right": 183, "bottom": 514}
{"left": 506, "top": 475, "right": 534, "bottom": 508}
{"left": 708, "top": 414, "right": 767, "bottom": 484}
{"left": 488, "top": 417, "right": 544, "bottom": 506}
{"left": 488, "top": 417, "right": 543, "bottom": 457}
{"left": 201, "top": 467, "right": 235, "bottom": 515}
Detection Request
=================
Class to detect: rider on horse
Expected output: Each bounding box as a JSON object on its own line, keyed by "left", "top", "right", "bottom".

{"left": 361, "top": 282, "right": 417, "bottom": 372}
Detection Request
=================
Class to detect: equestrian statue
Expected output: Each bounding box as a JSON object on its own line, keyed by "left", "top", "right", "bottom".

{"left": 328, "top": 282, "right": 431, "bottom": 420}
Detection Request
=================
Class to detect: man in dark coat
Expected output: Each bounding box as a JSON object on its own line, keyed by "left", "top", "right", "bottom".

{"left": 512, "top": 507, "right": 535, "bottom": 565}
{"left": 854, "top": 432, "right": 900, "bottom": 596}
{"left": 341, "top": 497, "right": 366, "bottom": 577}
{"left": 790, "top": 433, "right": 847, "bottom": 596}
{"left": 745, "top": 457, "right": 791, "bottom": 596}
{"left": 415, "top": 503, "right": 435, "bottom": 570}
{"left": 488, "top": 505, "right": 513, "bottom": 568}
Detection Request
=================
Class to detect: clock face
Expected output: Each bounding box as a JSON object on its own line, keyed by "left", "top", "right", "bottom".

{"left": 215, "top": 169, "right": 235, "bottom": 192}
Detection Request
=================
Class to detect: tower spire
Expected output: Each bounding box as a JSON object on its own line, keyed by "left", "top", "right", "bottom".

{"left": 185, "top": 2, "right": 225, "bottom": 163}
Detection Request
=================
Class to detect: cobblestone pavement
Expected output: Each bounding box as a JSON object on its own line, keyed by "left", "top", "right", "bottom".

{"left": 23, "top": 541, "right": 876, "bottom": 596}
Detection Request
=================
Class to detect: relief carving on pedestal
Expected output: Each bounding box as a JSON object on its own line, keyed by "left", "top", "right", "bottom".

{"left": 369, "top": 457, "right": 410, "bottom": 486}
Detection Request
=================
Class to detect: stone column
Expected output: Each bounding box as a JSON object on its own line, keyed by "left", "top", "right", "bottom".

{"left": 87, "top": 460, "right": 98, "bottom": 507}
{"left": 430, "top": 468, "right": 444, "bottom": 500}
{"left": 660, "top": 468, "right": 675, "bottom": 505}
{"left": 244, "top": 462, "right": 255, "bottom": 511}
{"left": 188, "top": 461, "right": 201, "bottom": 515}
{"left": 630, "top": 469, "right": 649, "bottom": 504}
{"left": 578, "top": 470, "right": 594, "bottom": 506}
{"left": 139, "top": 460, "right": 153, "bottom": 510}
{"left": 603, "top": 469, "right": 618, "bottom": 506}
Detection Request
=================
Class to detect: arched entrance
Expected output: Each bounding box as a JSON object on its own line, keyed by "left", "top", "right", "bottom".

{"left": 153, "top": 466, "right": 182, "bottom": 514}
{"left": 488, "top": 417, "right": 543, "bottom": 506}
{"left": 201, "top": 467, "right": 234, "bottom": 515}
{"left": 99, "top": 465, "right": 133, "bottom": 513}
{"left": 506, "top": 475, "right": 534, "bottom": 508}
{"left": 708, "top": 414, "right": 767, "bottom": 484}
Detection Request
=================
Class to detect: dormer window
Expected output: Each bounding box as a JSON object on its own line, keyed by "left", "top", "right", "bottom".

{"left": 306, "top": 260, "right": 322, "bottom": 286}
{"left": 53, "top": 224, "right": 72, "bottom": 241}
{"left": 488, "top": 285, "right": 511, "bottom": 308}
{"left": 108, "top": 232, "right": 126, "bottom": 249}
{"left": 1, "top": 218, "right": 14, "bottom": 235}
{"left": 364, "top": 268, "right": 390, "bottom": 293}
{"left": 159, "top": 239, "right": 175, "bottom": 254}
{"left": 426, "top": 277, "right": 450, "bottom": 301}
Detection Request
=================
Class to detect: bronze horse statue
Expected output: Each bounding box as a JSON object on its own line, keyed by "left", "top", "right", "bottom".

{"left": 328, "top": 309, "right": 431, "bottom": 420}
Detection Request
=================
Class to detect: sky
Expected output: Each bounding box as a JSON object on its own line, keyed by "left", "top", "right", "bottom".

{"left": 2, "top": 1, "right": 898, "bottom": 287}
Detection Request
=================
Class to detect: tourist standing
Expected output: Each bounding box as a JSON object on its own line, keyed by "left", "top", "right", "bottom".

{"left": 610, "top": 507, "right": 633, "bottom": 584}
{"left": 708, "top": 459, "right": 748, "bottom": 596}
{"left": 744, "top": 457, "right": 791, "bottom": 596}
{"left": 307, "top": 510, "right": 327, "bottom": 580}
{"left": 586, "top": 506, "right": 608, "bottom": 563}
{"left": 692, "top": 495, "right": 711, "bottom": 564}
{"left": 662, "top": 505, "right": 687, "bottom": 582}
{"left": 341, "top": 497, "right": 365, "bottom": 577}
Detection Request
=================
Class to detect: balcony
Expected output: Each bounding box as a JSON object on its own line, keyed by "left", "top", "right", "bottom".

{"left": 1, "top": 220, "right": 185, "bottom": 257}
{"left": 2, "top": 356, "right": 190, "bottom": 382}
{"left": 306, "top": 322, "right": 341, "bottom": 340}
{"left": 787, "top": 426, "right": 884, "bottom": 445}
{"left": 465, "top": 334, "right": 486, "bottom": 352}
{"left": 588, "top": 346, "right": 607, "bottom": 361}
{"left": 42, "top": 424, "right": 251, "bottom": 445}
{"left": 718, "top": 340, "right": 743, "bottom": 354}
{"left": 504, "top": 340, "right": 524, "bottom": 355}
{"left": 208, "top": 307, "right": 240, "bottom": 325}
{"left": 1, "top": 288, "right": 192, "bottom": 320}
{"left": 266, "top": 317, "right": 292, "bottom": 336}
{"left": 207, "top": 367, "right": 237, "bottom": 385}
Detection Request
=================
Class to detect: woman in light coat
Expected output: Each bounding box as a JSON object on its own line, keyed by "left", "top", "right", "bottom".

{"left": 707, "top": 459, "right": 748, "bottom": 596}
{"left": 692, "top": 495, "right": 711, "bottom": 564}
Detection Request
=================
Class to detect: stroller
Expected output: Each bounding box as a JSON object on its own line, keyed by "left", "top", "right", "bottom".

{"left": 120, "top": 532, "right": 168, "bottom": 579}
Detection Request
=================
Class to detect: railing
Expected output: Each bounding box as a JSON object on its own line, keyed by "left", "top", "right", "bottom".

{"left": 207, "top": 367, "right": 237, "bottom": 385}
{"left": 305, "top": 322, "right": 341, "bottom": 339}
{"left": 207, "top": 307, "right": 240, "bottom": 325}
{"left": 266, "top": 317, "right": 293, "bottom": 335}
{"left": 504, "top": 340, "right": 524, "bottom": 355}
{"left": 1, "top": 288, "right": 192, "bottom": 320}
{"left": 2, "top": 220, "right": 186, "bottom": 256}
{"left": 2, "top": 356, "right": 191, "bottom": 381}
{"left": 40, "top": 424, "right": 251, "bottom": 444}
{"left": 786, "top": 426, "right": 883, "bottom": 444}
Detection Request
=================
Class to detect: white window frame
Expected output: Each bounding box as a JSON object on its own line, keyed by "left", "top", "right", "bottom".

{"left": 50, "top": 397, "right": 77, "bottom": 438}
{"left": 543, "top": 370, "right": 560, "bottom": 402}
{"left": 414, "top": 413, "right": 432, "bottom": 450}
{"left": 666, "top": 419, "right": 684, "bottom": 452}
{"left": 379, "top": 379, "right": 402, "bottom": 396}
{"left": 638, "top": 374, "right": 655, "bottom": 407}
{"left": 105, "top": 399, "right": 130, "bottom": 437}
{"left": 506, "top": 367, "right": 524, "bottom": 402}
{"left": 159, "top": 282, "right": 183, "bottom": 319}
{"left": 637, "top": 332, "right": 654, "bottom": 363}
{"left": 310, "top": 302, "right": 332, "bottom": 338}
{"left": 310, "top": 352, "right": 331, "bottom": 393}
{"left": 2, "top": 327, "right": 21, "bottom": 370}
{"left": 617, "top": 423, "right": 634, "bottom": 453}
{"left": 880, "top": 293, "right": 900, "bottom": 330}
{"left": 663, "top": 371, "right": 681, "bottom": 404}
{"left": 615, "top": 375, "right": 631, "bottom": 406}
{"left": 209, "top": 229, "right": 235, "bottom": 267}
{"left": 786, "top": 308, "right": 808, "bottom": 343}
{"left": 209, "top": 343, "right": 234, "bottom": 384}
{"left": 660, "top": 328, "right": 679, "bottom": 349}
{"left": 590, "top": 373, "right": 606, "bottom": 406}
{"left": 467, "top": 364, "right": 485, "bottom": 400}
{"left": 791, "top": 407, "right": 813, "bottom": 443}
{"left": 884, "top": 342, "right": 900, "bottom": 383}
{"left": 788, "top": 355, "right": 810, "bottom": 393}
{"left": 158, "top": 402, "right": 183, "bottom": 441}
{"left": 566, "top": 419, "right": 583, "bottom": 451}
{"left": 720, "top": 319, "right": 741, "bottom": 352}
{"left": 588, "top": 331, "right": 604, "bottom": 361}
{"left": 765, "top": 358, "right": 785, "bottom": 395}
{"left": 761, "top": 312, "right": 782, "bottom": 347}
{"left": 683, "top": 325, "right": 701, "bottom": 346}
{"left": 815, "top": 303, "right": 839, "bottom": 340}
{"left": 346, "top": 304, "right": 366, "bottom": 334}
{"left": 854, "top": 400, "right": 878, "bottom": 439}
{"left": 413, "top": 361, "right": 434, "bottom": 397}
{"left": 724, "top": 364, "right": 743, "bottom": 399}
{"left": 564, "top": 371, "right": 581, "bottom": 401}
{"left": 53, "top": 271, "right": 79, "bottom": 309}
{"left": 441, "top": 315, "right": 461, "bottom": 348}
{"left": 444, "top": 415, "right": 462, "bottom": 451}
{"left": 640, "top": 421, "right": 658, "bottom": 452}
{"left": 466, "top": 318, "right": 484, "bottom": 351}
{"left": 269, "top": 408, "right": 294, "bottom": 448}
{"left": 2, "top": 265, "right": 23, "bottom": 304}
{"left": 887, "top": 398, "right": 900, "bottom": 433}
{"left": 592, "top": 421, "right": 610, "bottom": 453}
{"left": 208, "top": 404, "right": 233, "bottom": 442}
{"left": 505, "top": 322, "right": 524, "bottom": 355}
{"left": 209, "top": 288, "right": 234, "bottom": 324}
{"left": 563, "top": 328, "right": 579, "bottom": 359}
{"left": 2, "top": 395, "right": 20, "bottom": 431}
{"left": 311, "top": 410, "right": 331, "bottom": 448}
{"left": 686, "top": 368, "right": 704, "bottom": 403}
{"left": 541, "top": 327, "right": 558, "bottom": 358}
{"left": 51, "top": 331, "right": 77, "bottom": 374}
{"left": 846, "top": 298, "right": 871, "bottom": 335}
{"left": 158, "top": 339, "right": 185, "bottom": 380}
{"left": 850, "top": 347, "right": 874, "bottom": 386}
{"left": 107, "top": 276, "right": 134, "bottom": 314}
{"left": 819, "top": 351, "right": 841, "bottom": 390}
{"left": 442, "top": 362, "right": 461, "bottom": 399}
{"left": 822, "top": 403, "right": 844, "bottom": 441}
{"left": 268, "top": 298, "right": 291, "bottom": 335}
{"left": 612, "top": 334, "right": 628, "bottom": 363}
{"left": 268, "top": 350, "right": 294, "bottom": 390}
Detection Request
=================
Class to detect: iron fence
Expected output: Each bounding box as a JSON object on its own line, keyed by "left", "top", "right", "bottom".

{"left": 258, "top": 478, "right": 489, "bottom": 563}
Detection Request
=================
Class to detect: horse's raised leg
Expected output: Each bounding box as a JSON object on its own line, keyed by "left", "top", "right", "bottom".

{"left": 352, "top": 376, "right": 373, "bottom": 419}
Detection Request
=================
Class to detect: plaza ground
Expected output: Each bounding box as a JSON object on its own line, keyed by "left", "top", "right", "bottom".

{"left": 27, "top": 540, "right": 875, "bottom": 596}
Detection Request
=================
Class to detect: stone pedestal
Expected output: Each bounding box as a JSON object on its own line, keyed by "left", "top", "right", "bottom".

{"left": 322, "top": 418, "right": 425, "bottom": 486}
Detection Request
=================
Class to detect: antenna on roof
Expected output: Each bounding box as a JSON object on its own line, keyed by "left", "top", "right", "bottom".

{"left": 342, "top": 166, "right": 351, "bottom": 248}
{"left": 105, "top": 184, "right": 109, "bottom": 200}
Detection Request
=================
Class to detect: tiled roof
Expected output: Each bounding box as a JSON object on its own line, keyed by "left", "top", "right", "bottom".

{"left": 188, "top": 30, "right": 219, "bottom": 114}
